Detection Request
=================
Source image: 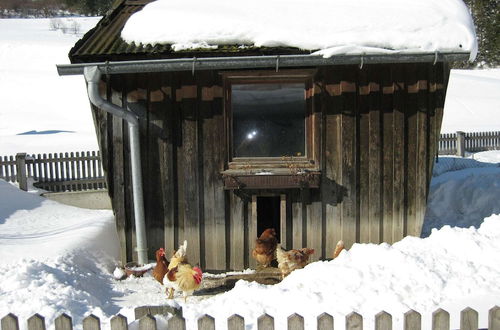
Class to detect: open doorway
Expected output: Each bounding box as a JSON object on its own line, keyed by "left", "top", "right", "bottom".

{"left": 256, "top": 196, "right": 281, "bottom": 241}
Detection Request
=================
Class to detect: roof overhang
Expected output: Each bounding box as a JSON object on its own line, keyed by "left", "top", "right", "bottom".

{"left": 57, "top": 51, "right": 470, "bottom": 76}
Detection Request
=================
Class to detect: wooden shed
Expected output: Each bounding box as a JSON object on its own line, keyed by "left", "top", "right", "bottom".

{"left": 60, "top": 0, "right": 473, "bottom": 271}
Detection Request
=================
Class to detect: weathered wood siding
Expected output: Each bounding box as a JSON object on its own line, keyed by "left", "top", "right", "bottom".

{"left": 93, "top": 62, "right": 449, "bottom": 270}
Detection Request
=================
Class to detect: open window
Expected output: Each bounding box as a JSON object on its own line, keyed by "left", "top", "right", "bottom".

{"left": 222, "top": 70, "right": 320, "bottom": 190}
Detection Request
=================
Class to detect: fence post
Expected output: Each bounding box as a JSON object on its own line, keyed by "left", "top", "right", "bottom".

{"left": 16, "top": 153, "right": 28, "bottom": 191}
{"left": 490, "top": 306, "right": 500, "bottom": 330}
{"left": 27, "top": 314, "right": 46, "bottom": 330}
{"left": 456, "top": 131, "right": 466, "bottom": 157}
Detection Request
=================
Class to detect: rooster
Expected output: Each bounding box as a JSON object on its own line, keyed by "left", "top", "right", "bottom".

{"left": 252, "top": 228, "right": 278, "bottom": 269}
{"left": 152, "top": 248, "right": 169, "bottom": 285}
{"left": 163, "top": 240, "right": 203, "bottom": 301}
{"left": 276, "top": 244, "right": 315, "bottom": 279}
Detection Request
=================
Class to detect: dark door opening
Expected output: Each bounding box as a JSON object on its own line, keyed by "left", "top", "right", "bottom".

{"left": 257, "top": 196, "right": 281, "bottom": 241}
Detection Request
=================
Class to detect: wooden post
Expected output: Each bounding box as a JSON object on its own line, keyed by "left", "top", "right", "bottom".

{"left": 375, "top": 311, "right": 392, "bottom": 330}
{"left": 456, "top": 131, "right": 466, "bottom": 157}
{"left": 317, "top": 313, "right": 334, "bottom": 330}
{"left": 82, "top": 315, "right": 100, "bottom": 330}
{"left": 404, "top": 310, "right": 421, "bottom": 330}
{"left": 432, "top": 309, "right": 449, "bottom": 330}
{"left": 27, "top": 314, "right": 46, "bottom": 330}
{"left": 1, "top": 314, "right": 19, "bottom": 330}
{"left": 287, "top": 313, "right": 304, "bottom": 330}
{"left": 16, "top": 153, "right": 28, "bottom": 191}
{"left": 346, "top": 312, "right": 362, "bottom": 330}
{"left": 227, "top": 315, "right": 245, "bottom": 330}
{"left": 197, "top": 315, "right": 215, "bottom": 330}
{"left": 460, "top": 307, "right": 478, "bottom": 330}
{"left": 258, "top": 314, "right": 274, "bottom": 330}
{"left": 54, "top": 314, "right": 72, "bottom": 330}
{"left": 138, "top": 315, "right": 156, "bottom": 330}
{"left": 167, "top": 315, "right": 186, "bottom": 330}
{"left": 110, "top": 315, "right": 128, "bottom": 330}
{"left": 490, "top": 306, "right": 500, "bottom": 330}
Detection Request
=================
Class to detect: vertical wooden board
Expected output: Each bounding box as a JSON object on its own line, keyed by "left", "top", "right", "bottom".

{"left": 340, "top": 66, "right": 358, "bottom": 249}
{"left": 179, "top": 72, "right": 201, "bottom": 266}
{"left": 229, "top": 191, "right": 245, "bottom": 270}
{"left": 368, "top": 66, "right": 382, "bottom": 244}
{"left": 248, "top": 195, "right": 257, "bottom": 268}
{"left": 174, "top": 73, "right": 185, "bottom": 249}
{"left": 156, "top": 73, "right": 176, "bottom": 256}
{"left": 109, "top": 75, "right": 127, "bottom": 264}
{"left": 432, "top": 309, "right": 449, "bottom": 330}
{"left": 201, "top": 72, "right": 227, "bottom": 270}
{"left": 1, "top": 314, "right": 19, "bottom": 330}
{"left": 323, "top": 66, "right": 343, "bottom": 256}
{"left": 291, "top": 191, "right": 303, "bottom": 249}
{"left": 426, "top": 65, "right": 438, "bottom": 197}
{"left": 200, "top": 72, "right": 216, "bottom": 270}
{"left": 405, "top": 64, "right": 419, "bottom": 237}
{"left": 381, "top": 65, "right": 394, "bottom": 243}
{"left": 460, "top": 307, "right": 478, "bottom": 330}
{"left": 415, "top": 64, "right": 429, "bottom": 238}
{"left": 357, "top": 66, "right": 371, "bottom": 244}
{"left": 143, "top": 73, "right": 167, "bottom": 259}
{"left": 280, "top": 194, "right": 289, "bottom": 250}
{"left": 392, "top": 64, "right": 406, "bottom": 241}
{"left": 212, "top": 76, "right": 227, "bottom": 270}
{"left": 306, "top": 191, "right": 323, "bottom": 260}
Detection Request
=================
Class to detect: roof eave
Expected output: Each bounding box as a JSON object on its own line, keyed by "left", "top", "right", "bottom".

{"left": 58, "top": 51, "right": 470, "bottom": 76}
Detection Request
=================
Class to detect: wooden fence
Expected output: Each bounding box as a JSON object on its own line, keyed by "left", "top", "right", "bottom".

{"left": 0, "top": 151, "right": 106, "bottom": 192}
{"left": 438, "top": 131, "right": 500, "bottom": 156}
{"left": 1, "top": 306, "right": 499, "bottom": 330}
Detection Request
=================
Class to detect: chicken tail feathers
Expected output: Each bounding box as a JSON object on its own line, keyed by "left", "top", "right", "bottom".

{"left": 333, "top": 240, "right": 345, "bottom": 259}
{"left": 174, "top": 240, "right": 188, "bottom": 259}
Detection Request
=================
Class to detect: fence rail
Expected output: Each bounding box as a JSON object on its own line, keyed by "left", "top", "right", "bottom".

{"left": 0, "top": 151, "right": 106, "bottom": 192}
{"left": 438, "top": 131, "right": 500, "bottom": 156}
{"left": 1, "top": 306, "right": 499, "bottom": 330}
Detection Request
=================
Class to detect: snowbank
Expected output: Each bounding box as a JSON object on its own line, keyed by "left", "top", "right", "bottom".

{"left": 423, "top": 152, "right": 500, "bottom": 237}
{"left": 0, "top": 180, "right": 119, "bottom": 328}
{"left": 178, "top": 215, "right": 500, "bottom": 330}
{"left": 121, "top": 0, "right": 477, "bottom": 60}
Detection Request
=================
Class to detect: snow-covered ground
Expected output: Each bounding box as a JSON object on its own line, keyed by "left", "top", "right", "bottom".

{"left": 0, "top": 17, "right": 500, "bottom": 330}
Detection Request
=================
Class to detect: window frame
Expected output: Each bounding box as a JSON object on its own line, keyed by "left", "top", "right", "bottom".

{"left": 222, "top": 69, "right": 319, "bottom": 171}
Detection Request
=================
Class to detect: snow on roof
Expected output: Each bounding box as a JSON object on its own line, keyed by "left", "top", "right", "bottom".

{"left": 121, "top": 0, "right": 477, "bottom": 61}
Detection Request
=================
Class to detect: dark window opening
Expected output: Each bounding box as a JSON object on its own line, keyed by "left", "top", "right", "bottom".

{"left": 232, "top": 83, "right": 306, "bottom": 158}
{"left": 257, "top": 196, "right": 281, "bottom": 241}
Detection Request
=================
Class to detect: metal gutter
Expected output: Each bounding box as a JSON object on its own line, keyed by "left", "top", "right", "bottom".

{"left": 84, "top": 66, "right": 148, "bottom": 266}
{"left": 57, "top": 52, "right": 470, "bottom": 76}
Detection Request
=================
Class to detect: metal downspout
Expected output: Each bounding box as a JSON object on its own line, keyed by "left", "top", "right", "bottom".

{"left": 83, "top": 66, "right": 148, "bottom": 265}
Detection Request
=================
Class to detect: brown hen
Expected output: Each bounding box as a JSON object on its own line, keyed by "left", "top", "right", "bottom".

{"left": 152, "top": 248, "right": 169, "bottom": 284}
{"left": 276, "top": 244, "right": 315, "bottom": 279}
{"left": 251, "top": 228, "right": 278, "bottom": 268}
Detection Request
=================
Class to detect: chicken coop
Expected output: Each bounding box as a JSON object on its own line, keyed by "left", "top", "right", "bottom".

{"left": 59, "top": 0, "right": 475, "bottom": 271}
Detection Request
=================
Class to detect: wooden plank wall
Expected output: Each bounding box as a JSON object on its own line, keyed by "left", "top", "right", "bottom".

{"left": 94, "top": 62, "right": 448, "bottom": 271}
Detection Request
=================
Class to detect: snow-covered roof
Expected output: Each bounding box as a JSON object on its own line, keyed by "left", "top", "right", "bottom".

{"left": 121, "top": 0, "right": 478, "bottom": 61}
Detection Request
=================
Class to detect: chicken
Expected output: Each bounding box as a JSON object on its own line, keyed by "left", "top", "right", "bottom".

{"left": 276, "top": 244, "right": 315, "bottom": 279}
{"left": 332, "top": 240, "right": 345, "bottom": 259}
{"left": 163, "top": 240, "right": 203, "bottom": 301}
{"left": 164, "top": 263, "right": 203, "bottom": 302}
{"left": 252, "top": 228, "right": 278, "bottom": 269}
{"left": 152, "top": 248, "right": 169, "bottom": 284}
